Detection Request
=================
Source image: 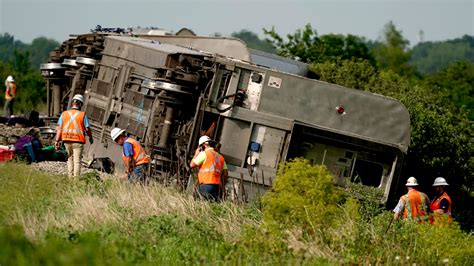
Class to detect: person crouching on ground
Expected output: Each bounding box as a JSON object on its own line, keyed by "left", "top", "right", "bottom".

{"left": 110, "top": 127, "right": 150, "bottom": 183}
{"left": 190, "top": 136, "right": 228, "bottom": 201}
{"left": 54, "top": 94, "right": 93, "bottom": 177}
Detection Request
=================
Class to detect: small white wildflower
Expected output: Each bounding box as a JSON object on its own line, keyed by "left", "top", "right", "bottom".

{"left": 395, "top": 256, "right": 400, "bottom": 261}
{"left": 406, "top": 256, "right": 410, "bottom": 260}
{"left": 443, "top": 258, "right": 449, "bottom": 264}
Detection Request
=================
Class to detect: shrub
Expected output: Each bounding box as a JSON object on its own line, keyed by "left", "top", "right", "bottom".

{"left": 261, "top": 158, "right": 341, "bottom": 232}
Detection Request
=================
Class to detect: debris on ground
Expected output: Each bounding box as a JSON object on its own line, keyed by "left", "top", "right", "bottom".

{"left": 30, "top": 161, "right": 116, "bottom": 179}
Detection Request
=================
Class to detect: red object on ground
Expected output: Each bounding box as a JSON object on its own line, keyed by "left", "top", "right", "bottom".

{"left": 0, "top": 149, "right": 15, "bottom": 163}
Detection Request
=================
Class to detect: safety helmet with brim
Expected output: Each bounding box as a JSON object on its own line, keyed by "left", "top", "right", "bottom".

{"left": 432, "top": 177, "right": 449, "bottom": 186}
{"left": 72, "top": 94, "right": 84, "bottom": 104}
{"left": 406, "top": 176, "right": 419, "bottom": 186}
{"left": 198, "top": 135, "right": 213, "bottom": 146}
{"left": 111, "top": 127, "right": 126, "bottom": 142}
{"left": 6, "top": 75, "right": 14, "bottom": 82}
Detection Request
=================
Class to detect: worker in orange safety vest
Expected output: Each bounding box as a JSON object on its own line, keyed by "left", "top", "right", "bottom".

{"left": 111, "top": 127, "right": 150, "bottom": 183}
{"left": 4, "top": 75, "right": 16, "bottom": 117}
{"left": 54, "top": 94, "right": 94, "bottom": 177}
{"left": 429, "top": 177, "right": 452, "bottom": 224}
{"left": 190, "top": 135, "right": 228, "bottom": 201}
{"left": 393, "top": 176, "right": 430, "bottom": 222}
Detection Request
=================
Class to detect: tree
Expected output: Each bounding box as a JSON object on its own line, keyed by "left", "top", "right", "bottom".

{"left": 29, "top": 37, "right": 59, "bottom": 68}
{"left": 425, "top": 61, "right": 474, "bottom": 120}
{"left": 263, "top": 24, "right": 374, "bottom": 64}
{"left": 231, "top": 30, "right": 275, "bottom": 53}
{"left": 410, "top": 35, "right": 474, "bottom": 74}
{"left": 0, "top": 33, "right": 28, "bottom": 63}
{"left": 371, "top": 21, "right": 416, "bottom": 77}
{"left": 0, "top": 33, "right": 58, "bottom": 70}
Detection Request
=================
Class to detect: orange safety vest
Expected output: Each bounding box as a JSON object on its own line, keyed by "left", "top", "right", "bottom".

{"left": 401, "top": 189, "right": 429, "bottom": 222}
{"left": 198, "top": 148, "right": 225, "bottom": 185}
{"left": 60, "top": 109, "right": 86, "bottom": 143}
{"left": 121, "top": 138, "right": 150, "bottom": 166}
{"left": 5, "top": 83, "right": 16, "bottom": 100}
{"left": 429, "top": 192, "right": 452, "bottom": 224}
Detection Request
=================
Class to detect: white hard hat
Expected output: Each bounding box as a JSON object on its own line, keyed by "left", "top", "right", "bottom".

{"left": 432, "top": 177, "right": 449, "bottom": 186}
{"left": 110, "top": 127, "right": 125, "bottom": 142}
{"left": 6, "top": 75, "right": 14, "bottom": 82}
{"left": 406, "top": 176, "right": 419, "bottom": 186}
{"left": 72, "top": 94, "right": 84, "bottom": 103}
{"left": 198, "top": 135, "right": 212, "bottom": 146}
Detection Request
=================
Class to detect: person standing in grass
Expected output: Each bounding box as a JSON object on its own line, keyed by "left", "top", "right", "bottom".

{"left": 54, "top": 94, "right": 93, "bottom": 177}
{"left": 190, "top": 135, "right": 228, "bottom": 201}
{"left": 110, "top": 127, "right": 150, "bottom": 183}
{"left": 393, "top": 176, "right": 430, "bottom": 222}
{"left": 429, "top": 177, "right": 452, "bottom": 224}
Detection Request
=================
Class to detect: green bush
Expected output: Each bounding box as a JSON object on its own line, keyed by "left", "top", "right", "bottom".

{"left": 262, "top": 158, "right": 341, "bottom": 232}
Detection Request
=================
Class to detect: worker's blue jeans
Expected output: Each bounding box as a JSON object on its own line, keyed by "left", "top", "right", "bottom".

{"left": 195, "top": 184, "right": 221, "bottom": 201}
{"left": 128, "top": 164, "right": 148, "bottom": 184}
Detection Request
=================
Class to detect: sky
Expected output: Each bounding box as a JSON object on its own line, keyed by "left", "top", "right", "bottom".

{"left": 0, "top": 0, "right": 473, "bottom": 46}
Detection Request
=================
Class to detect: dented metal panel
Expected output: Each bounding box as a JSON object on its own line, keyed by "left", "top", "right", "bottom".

{"left": 258, "top": 127, "right": 285, "bottom": 168}
{"left": 219, "top": 119, "right": 252, "bottom": 167}
{"left": 257, "top": 71, "right": 410, "bottom": 152}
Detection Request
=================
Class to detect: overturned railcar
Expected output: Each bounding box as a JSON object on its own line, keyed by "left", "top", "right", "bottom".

{"left": 41, "top": 32, "right": 410, "bottom": 203}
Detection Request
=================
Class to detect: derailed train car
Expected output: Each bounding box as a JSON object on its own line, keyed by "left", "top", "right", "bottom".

{"left": 41, "top": 30, "right": 410, "bottom": 203}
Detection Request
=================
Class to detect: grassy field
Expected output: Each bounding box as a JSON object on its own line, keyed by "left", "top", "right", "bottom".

{"left": 0, "top": 161, "right": 473, "bottom": 265}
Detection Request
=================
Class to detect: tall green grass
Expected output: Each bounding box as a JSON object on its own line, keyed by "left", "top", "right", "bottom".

{"left": 0, "top": 161, "right": 473, "bottom": 265}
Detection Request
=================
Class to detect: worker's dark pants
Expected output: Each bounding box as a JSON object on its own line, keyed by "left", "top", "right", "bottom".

{"left": 195, "top": 184, "right": 222, "bottom": 202}
{"left": 128, "top": 164, "right": 149, "bottom": 184}
{"left": 4, "top": 99, "right": 14, "bottom": 117}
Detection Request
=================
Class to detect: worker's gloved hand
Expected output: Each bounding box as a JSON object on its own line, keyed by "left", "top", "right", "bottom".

{"left": 89, "top": 137, "right": 94, "bottom": 144}
{"left": 54, "top": 141, "right": 60, "bottom": 150}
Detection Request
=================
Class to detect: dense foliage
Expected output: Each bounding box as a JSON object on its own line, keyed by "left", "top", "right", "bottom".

{"left": 0, "top": 59, "right": 47, "bottom": 114}
{"left": 231, "top": 30, "right": 275, "bottom": 53}
{"left": 0, "top": 33, "right": 57, "bottom": 114}
{"left": 411, "top": 35, "right": 474, "bottom": 74}
{"left": 0, "top": 33, "right": 59, "bottom": 68}
{"left": 370, "top": 21, "right": 417, "bottom": 77}
{"left": 1, "top": 163, "right": 472, "bottom": 265}
{"left": 263, "top": 24, "right": 374, "bottom": 64}
{"left": 425, "top": 61, "right": 474, "bottom": 120}
{"left": 262, "top": 159, "right": 340, "bottom": 231}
